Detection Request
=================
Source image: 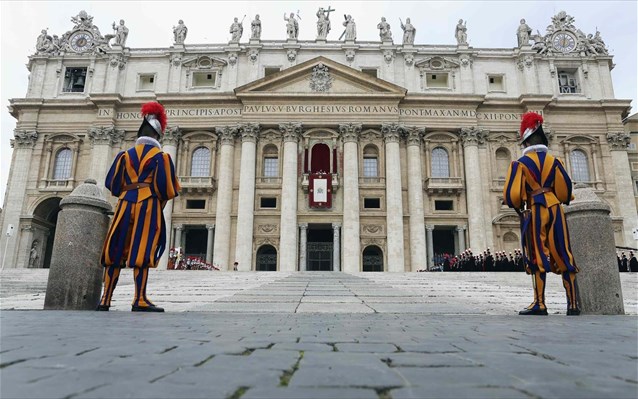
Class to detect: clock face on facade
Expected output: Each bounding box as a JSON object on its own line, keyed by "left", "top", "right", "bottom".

{"left": 69, "top": 31, "right": 93, "bottom": 53}
{"left": 552, "top": 32, "right": 577, "bottom": 53}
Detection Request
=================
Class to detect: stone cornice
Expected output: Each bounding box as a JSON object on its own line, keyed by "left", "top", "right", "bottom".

{"left": 279, "top": 122, "right": 302, "bottom": 143}
{"left": 88, "top": 125, "right": 125, "bottom": 146}
{"left": 338, "top": 123, "right": 362, "bottom": 143}
{"left": 606, "top": 132, "right": 630, "bottom": 151}
{"left": 216, "top": 125, "right": 239, "bottom": 145}
{"left": 162, "top": 126, "right": 182, "bottom": 146}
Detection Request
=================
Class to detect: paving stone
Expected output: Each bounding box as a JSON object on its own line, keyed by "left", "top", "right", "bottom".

{"left": 243, "top": 387, "right": 378, "bottom": 399}
{"left": 296, "top": 303, "right": 374, "bottom": 313}
{"left": 335, "top": 343, "right": 398, "bottom": 353}
{"left": 391, "top": 386, "right": 530, "bottom": 399}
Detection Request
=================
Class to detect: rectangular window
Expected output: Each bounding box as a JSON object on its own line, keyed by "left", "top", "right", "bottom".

{"left": 260, "top": 197, "right": 277, "bottom": 208}
{"left": 192, "top": 71, "right": 217, "bottom": 87}
{"left": 488, "top": 75, "right": 504, "bottom": 92}
{"left": 363, "top": 158, "right": 378, "bottom": 177}
{"left": 364, "top": 198, "right": 381, "bottom": 209}
{"left": 63, "top": 67, "right": 87, "bottom": 93}
{"left": 426, "top": 73, "right": 448, "bottom": 89}
{"left": 264, "top": 157, "right": 279, "bottom": 177}
{"left": 186, "top": 199, "right": 206, "bottom": 209}
{"left": 138, "top": 74, "right": 156, "bottom": 91}
{"left": 558, "top": 70, "right": 578, "bottom": 94}
{"left": 434, "top": 200, "right": 454, "bottom": 211}
{"left": 264, "top": 67, "right": 281, "bottom": 77}
{"left": 362, "top": 68, "right": 378, "bottom": 78}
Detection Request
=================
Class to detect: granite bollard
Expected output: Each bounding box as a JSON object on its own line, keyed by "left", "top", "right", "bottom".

{"left": 564, "top": 184, "right": 624, "bottom": 314}
{"left": 44, "top": 179, "right": 112, "bottom": 310}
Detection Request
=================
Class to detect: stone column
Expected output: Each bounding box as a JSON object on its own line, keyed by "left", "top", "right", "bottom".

{"left": 332, "top": 223, "right": 341, "bottom": 272}
{"left": 174, "top": 225, "right": 184, "bottom": 250}
{"left": 234, "top": 123, "right": 259, "bottom": 271}
{"left": 607, "top": 132, "right": 638, "bottom": 245}
{"left": 213, "top": 125, "right": 238, "bottom": 271}
{"left": 205, "top": 224, "right": 215, "bottom": 264}
{"left": 87, "top": 126, "right": 125, "bottom": 191}
{"left": 456, "top": 225, "right": 466, "bottom": 253}
{"left": 405, "top": 126, "right": 427, "bottom": 272}
{"left": 460, "top": 127, "right": 487, "bottom": 252}
{"left": 279, "top": 123, "right": 302, "bottom": 272}
{"left": 381, "top": 123, "right": 406, "bottom": 272}
{"left": 426, "top": 225, "right": 435, "bottom": 270}
{"left": 0, "top": 130, "right": 38, "bottom": 269}
{"left": 299, "top": 223, "right": 308, "bottom": 271}
{"left": 158, "top": 126, "right": 182, "bottom": 270}
{"left": 339, "top": 123, "right": 362, "bottom": 272}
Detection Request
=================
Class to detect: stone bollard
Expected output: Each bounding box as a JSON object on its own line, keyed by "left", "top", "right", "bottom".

{"left": 564, "top": 184, "right": 624, "bottom": 315}
{"left": 44, "top": 179, "right": 112, "bottom": 310}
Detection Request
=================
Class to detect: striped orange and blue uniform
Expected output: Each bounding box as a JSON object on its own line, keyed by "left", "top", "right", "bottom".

{"left": 100, "top": 143, "right": 180, "bottom": 269}
{"left": 503, "top": 150, "right": 578, "bottom": 276}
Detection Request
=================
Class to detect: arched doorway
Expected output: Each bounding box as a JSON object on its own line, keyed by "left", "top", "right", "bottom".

{"left": 32, "top": 197, "right": 62, "bottom": 268}
{"left": 362, "top": 245, "right": 383, "bottom": 272}
{"left": 256, "top": 245, "right": 277, "bottom": 271}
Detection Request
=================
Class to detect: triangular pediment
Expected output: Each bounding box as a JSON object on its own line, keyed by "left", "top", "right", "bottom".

{"left": 235, "top": 56, "right": 406, "bottom": 99}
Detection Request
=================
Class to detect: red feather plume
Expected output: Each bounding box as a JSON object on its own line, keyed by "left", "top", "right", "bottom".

{"left": 140, "top": 102, "right": 167, "bottom": 132}
{"left": 520, "top": 112, "right": 543, "bottom": 134}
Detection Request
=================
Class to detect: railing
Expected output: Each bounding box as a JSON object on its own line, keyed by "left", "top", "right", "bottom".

{"left": 301, "top": 173, "right": 340, "bottom": 192}
{"left": 359, "top": 177, "right": 386, "bottom": 186}
{"left": 43, "top": 179, "right": 74, "bottom": 191}
{"left": 178, "top": 176, "right": 217, "bottom": 193}
{"left": 256, "top": 176, "right": 282, "bottom": 185}
{"left": 423, "top": 177, "right": 464, "bottom": 194}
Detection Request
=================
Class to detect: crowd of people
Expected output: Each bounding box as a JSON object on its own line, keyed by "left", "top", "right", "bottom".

{"left": 167, "top": 248, "right": 220, "bottom": 271}
{"left": 617, "top": 251, "right": 638, "bottom": 272}
{"left": 424, "top": 248, "right": 525, "bottom": 272}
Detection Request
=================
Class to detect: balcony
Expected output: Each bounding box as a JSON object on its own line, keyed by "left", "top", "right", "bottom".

{"left": 302, "top": 173, "right": 340, "bottom": 193}
{"left": 256, "top": 176, "right": 282, "bottom": 186}
{"left": 42, "top": 179, "right": 74, "bottom": 191}
{"left": 178, "top": 176, "right": 217, "bottom": 193}
{"left": 358, "top": 177, "right": 386, "bottom": 188}
{"left": 423, "top": 177, "right": 464, "bottom": 195}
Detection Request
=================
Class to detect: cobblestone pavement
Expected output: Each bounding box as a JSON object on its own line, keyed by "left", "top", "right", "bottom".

{"left": 1, "top": 271, "right": 637, "bottom": 399}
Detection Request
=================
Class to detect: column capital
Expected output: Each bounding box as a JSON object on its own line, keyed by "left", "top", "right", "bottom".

{"left": 175, "top": 224, "right": 184, "bottom": 231}
{"left": 332, "top": 223, "right": 342, "bottom": 230}
{"left": 206, "top": 224, "right": 215, "bottom": 230}
{"left": 216, "top": 125, "right": 239, "bottom": 145}
{"left": 88, "top": 125, "right": 125, "bottom": 146}
{"left": 162, "top": 126, "right": 182, "bottom": 147}
{"left": 426, "top": 225, "right": 435, "bottom": 231}
{"left": 298, "top": 223, "right": 308, "bottom": 229}
{"left": 240, "top": 123, "right": 260, "bottom": 143}
{"left": 279, "top": 122, "right": 302, "bottom": 142}
{"left": 339, "top": 123, "right": 362, "bottom": 143}
{"left": 11, "top": 130, "right": 38, "bottom": 148}
{"left": 381, "top": 123, "right": 403, "bottom": 143}
{"left": 606, "top": 132, "right": 630, "bottom": 151}
{"left": 455, "top": 225, "right": 466, "bottom": 232}
{"left": 404, "top": 126, "right": 425, "bottom": 146}
{"left": 459, "top": 126, "right": 488, "bottom": 147}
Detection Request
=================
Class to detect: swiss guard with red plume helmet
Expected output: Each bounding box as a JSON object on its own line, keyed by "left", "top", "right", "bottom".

{"left": 502, "top": 110, "right": 580, "bottom": 316}
{"left": 97, "top": 101, "right": 180, "bottom": 313}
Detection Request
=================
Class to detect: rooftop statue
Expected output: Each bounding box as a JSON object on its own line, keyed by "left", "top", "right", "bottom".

{"left": 284, "top": 12, "right": 299, "bottom": 40}
{"left": 517, "top": 19, "right": 531, "bottom": 47}
{"left": 112, "top": 19, "right": 128, "bottom": 47}
{"left": 342, "top": 14, "right": 356, "bottom": 41}
{"left": 316, "top": 7, "right": 334, "bottom": 40}
{"left": 173, "top": 20, "right": 188, "bottom": 44}
{"left": 251, "top": 15, "right": 261, "bottom": 40}
{"left": 230, "top": 16, "right": 244, "bottom": 43}
{"left": 455, "top": 19, "right": 468, "bottom": 45}
{"left": 377, "top": 17, "right": 392, "bottom": 42}
{"left": 401, "top": 17, "right": 415, "bottom": 45}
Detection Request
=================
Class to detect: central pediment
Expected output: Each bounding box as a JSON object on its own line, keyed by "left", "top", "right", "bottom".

{"left": 235, "top": 57, "right": 406, "bottom": 99}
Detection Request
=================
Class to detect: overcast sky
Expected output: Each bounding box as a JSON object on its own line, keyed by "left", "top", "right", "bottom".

{"left": 1, "top": 0, "right": 636, "bottom": 202}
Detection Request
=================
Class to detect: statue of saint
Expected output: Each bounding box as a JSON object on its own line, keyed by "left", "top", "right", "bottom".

{"left": 455, "top": 19, "right": 468, "bottom": 45}
{"left": 112, "top": 19, "right": 129, "bottom": 46}
{"left": 377, "top": 17, "right": 392, "bottom": 41}
{"left": 36, "top": 29, "right": 53, "bottom": 53}
{"left": 173, "top": 20, "right": 188, "bottom": 44}
{"left": 343, "top": 14, "right": 356, "bottom": 41}
{"left": 229, "top": 17, "right": 243, "bottom": 43}
{"left": 401, "top": 17, "right": 415, "bottom": 45}
{"left": 517, "top": 19, "right": 532, "bottom": 47}
{"left": 284, "top": 12, "right": 299, "bottom": 40}
{"left": 29, "top": 240, "right": 39, "bottom": 269}
{"left": 251, "top": 15, "right": 261, "bottom": 40}
{"left": 316, "top": 7, "right": 333, "bottom": 40}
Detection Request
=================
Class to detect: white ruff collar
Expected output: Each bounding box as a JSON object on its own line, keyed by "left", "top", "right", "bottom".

{"left": 136, "top": 136, "right": 161, "bottom": 149}
{"left": 523, "top": 144, "right": 548, "bottom": 155}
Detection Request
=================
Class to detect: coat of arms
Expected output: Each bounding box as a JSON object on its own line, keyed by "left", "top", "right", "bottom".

{"left": 309, "top": 63, "right": 333, "bottom": 92}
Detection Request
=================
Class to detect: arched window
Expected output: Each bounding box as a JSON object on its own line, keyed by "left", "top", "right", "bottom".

{"left": 263, "top": 144, "right": 279, "bottom": 177}
{"left": 53, "top": 148, "right": 72, "bottom": 180}
{"left": 570, "top": 149, "right": 590, "bottom": 182}
{"left": 191, "top": 147, "right": 210, "bottom": 177}
{"left": 431, "top": 147, "right": 449, "bottom": 178}
{"left": 363, "top": 145, "right": 379, "bottom": 177}
{"left": 495, "top": 148, "right": 511, "bottom": 179}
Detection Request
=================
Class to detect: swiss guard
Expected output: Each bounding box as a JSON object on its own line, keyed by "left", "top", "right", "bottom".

{"left": 503, "top": 112, "right": 580, "bottom": 316}
{"left": 97, "top": 102, "right": 180, "bottom": 312}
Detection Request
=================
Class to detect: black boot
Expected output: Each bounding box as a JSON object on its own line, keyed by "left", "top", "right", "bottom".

{"left": 132, "top": 304, "right": 165, "bottom": 312}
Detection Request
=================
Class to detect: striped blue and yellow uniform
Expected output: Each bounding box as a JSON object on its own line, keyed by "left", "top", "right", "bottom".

{"left": 503, "top": 149, "right": 578, "bottom": 275}
{"left": 100, "top": 143, "right": 180, "bottom": 269}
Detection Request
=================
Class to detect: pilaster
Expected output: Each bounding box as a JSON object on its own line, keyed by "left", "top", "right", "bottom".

{"left": 381, "top": 123, "right": 405, "bottom": 272}
{"left": 339, "top": 123, "right": 362, "bottom": 272}
{"left": 606, "top": 132, "right": 638, "bottom": 245}
{"left": 460, "top": 126, "right": 487, "bottom": 252}
{"left": 404, "top": 126, "right": 427, "bottom": 272}
{"left": 278, "top": 123, "right": 301, "bottom": 271}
